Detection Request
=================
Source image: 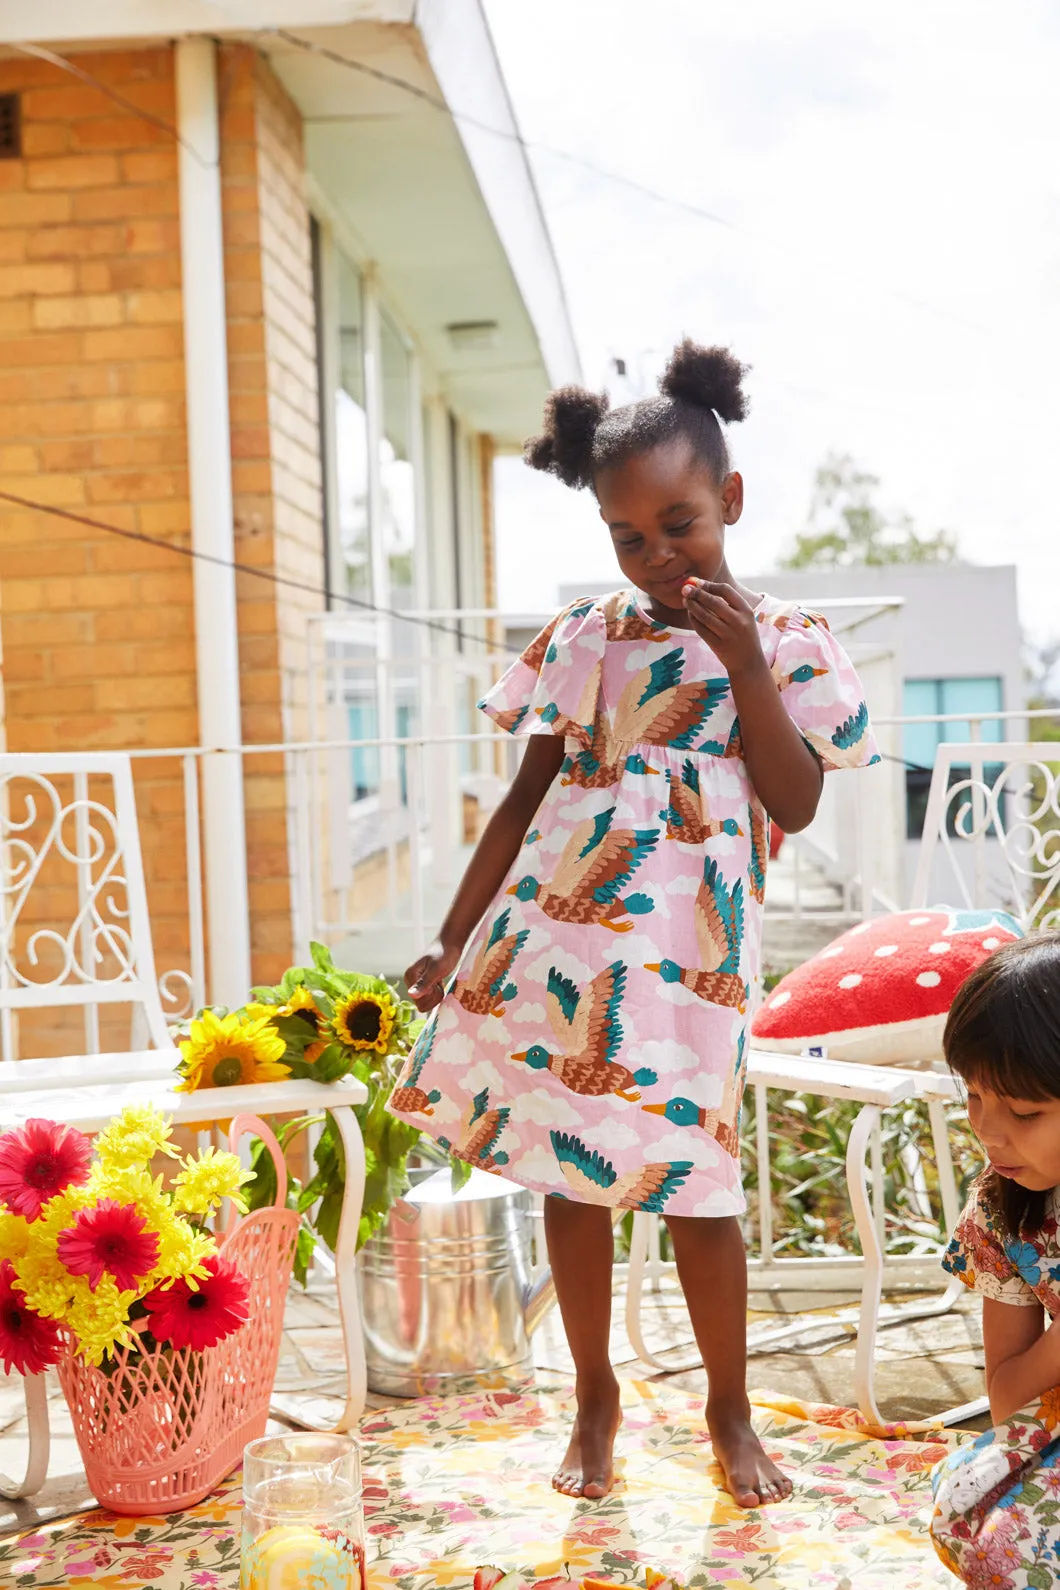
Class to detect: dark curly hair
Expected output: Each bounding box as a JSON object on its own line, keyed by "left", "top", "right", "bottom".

{"left": 524, "top": 339, "right": 750, "bottom": 493}
{"left": 944, "top": 933, "right": 1060, "bottom": 1240}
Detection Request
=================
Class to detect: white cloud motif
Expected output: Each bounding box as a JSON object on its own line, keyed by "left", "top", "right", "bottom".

{"left": 513, "top": 1092, "right": 584, "bottom": 1128}
{"left": 525, "top": 946, "right": 594, "bottom": 986}
{"left": 512, "top": 1001, "right": 547, "bottom": 1025}
{"left": 664, "top": 872, "right": 702, "bottom": 896}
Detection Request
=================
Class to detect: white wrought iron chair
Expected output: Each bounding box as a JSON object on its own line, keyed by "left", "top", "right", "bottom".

{"left": 0, "top": 753, "right": 369, "bottom": 1500}
{"left": 624, "top": 742, "right": 1060, "bottom": 1424}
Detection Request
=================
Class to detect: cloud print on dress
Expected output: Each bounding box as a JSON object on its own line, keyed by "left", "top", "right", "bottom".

{"left": 511, "top": 1001, "right": 547, "bottom": 1025}
{"left": 513, "top": 1092, "right": 584, "bottom": 1129}
{"left": 635, "top": 1043, "right": 724, "bottom": 1099}
{"left": 525, "top": 945, "right": 594, "bottom": 986}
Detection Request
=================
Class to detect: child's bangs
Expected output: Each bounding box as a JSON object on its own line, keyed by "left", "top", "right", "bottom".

{"left": 947, "top": 1042, "right": 1060, "bottom": 1104}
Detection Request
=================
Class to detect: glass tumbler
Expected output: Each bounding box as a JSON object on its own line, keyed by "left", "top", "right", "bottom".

{"left": 241, "top": 1433, "right": 366, "bottom": 1590}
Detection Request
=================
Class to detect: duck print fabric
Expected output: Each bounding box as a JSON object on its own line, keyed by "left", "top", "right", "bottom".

{"left": 388, "top": 589, "right": 880, "bottom": 1216}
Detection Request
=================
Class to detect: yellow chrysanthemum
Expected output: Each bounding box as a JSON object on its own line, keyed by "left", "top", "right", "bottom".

{"left": 176, "top": 1009, "right": 290, "bottom": 1092}
{"left": 0, "top": 1209, "right": 30, "bottom": 1263}
{"left": 148, "top": 1220, "right": 216, "bottom": 1286}
{"left": 94, "top": 1105, "right": 177, "bottom": 1171}
{"left": 172, "top": 1148, "right": 253, "bottom": 1218}
{"left": 332, "top": 989, "right": 397, "bottom": 1054}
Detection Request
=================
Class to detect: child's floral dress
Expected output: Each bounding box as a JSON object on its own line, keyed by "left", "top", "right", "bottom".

{"left": 932, "top": 1181, "right": 1060, "bottom": 1585}
{"left": 388, "top": 588, "right": 878, "bottom": 1216}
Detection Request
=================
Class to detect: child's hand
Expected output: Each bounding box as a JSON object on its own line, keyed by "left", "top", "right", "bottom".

{"left": 405, "top": 940, "right": 462, "bottom": 1012}
{"left": 682, "top": 580, "right": 766, "bottom": 678}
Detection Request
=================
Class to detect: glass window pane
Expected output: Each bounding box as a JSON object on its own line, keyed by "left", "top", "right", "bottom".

{"left": 380, "top": 310, "right": 416, "bottom": 615}
{"left": 335, "top": 256, "right": 370, "bottom": 603}
{"left": 939, "top": 677, "right": 1004, "bottom": 743}
{"left": 902, "top": 680, "right": 940, "bottom": 772}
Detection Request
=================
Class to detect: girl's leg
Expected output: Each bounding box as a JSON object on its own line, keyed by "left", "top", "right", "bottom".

{"left": 543, "top": 1194, "right": 622, "bottom": 1498}
{"left": 663, "top": 1213, "right": 793, "bottom": 1508}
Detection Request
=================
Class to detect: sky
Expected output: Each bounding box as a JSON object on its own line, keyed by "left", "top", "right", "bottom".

{"left": 483, "top": 0, "right": 1060, "bottom": 646}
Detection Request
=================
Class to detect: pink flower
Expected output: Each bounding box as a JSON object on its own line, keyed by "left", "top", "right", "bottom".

{"left": 0, "top": 1118, "right": 91, "bottom": 1220}
{"left": 0, "top": 1259, "right": 62, "bottom": 1376}
{"left": 190, "top": 1574, "right": 221, "bottom": 1587}
{"left": 57, "top": 1199, "right": 160, "bottom": 1293}
{"left": 142, "top": 1255, "right": 250, "bottom": 1351}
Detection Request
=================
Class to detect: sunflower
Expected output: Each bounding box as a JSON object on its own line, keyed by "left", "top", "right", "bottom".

{"left": 176, "top": 1010, "right": 290, "bottom": 1092}
{"left": 332, "top": 989, "right": 397, "bottom": 1054}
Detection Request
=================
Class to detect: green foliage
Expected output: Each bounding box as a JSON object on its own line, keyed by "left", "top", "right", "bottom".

{"left": 740, "top": 1088, "right": 982, "bottom": 1258}
{"left": 193, "top": 942, "right": 468, "bottom": 1275}
{"left": 779, "top": 453, "right": 958, "bottom": 571}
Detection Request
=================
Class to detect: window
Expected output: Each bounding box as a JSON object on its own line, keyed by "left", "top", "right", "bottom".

{"left": 903, "top": 677, "right": 1004, "bottom": 840}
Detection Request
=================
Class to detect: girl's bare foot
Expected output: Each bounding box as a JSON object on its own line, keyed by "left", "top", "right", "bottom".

{"left": 708, "top": 1403, "right": 792, "bottom": 1508}
{"left": 553, "top": 1374, "right": 622, "bottom": 1498}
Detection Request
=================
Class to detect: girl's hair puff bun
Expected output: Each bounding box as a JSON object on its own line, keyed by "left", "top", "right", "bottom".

{"left": 660, "top": 339, "right": 750, "bottom": 425}
{"left": 523, "top": 386, "right": 610, "bottom": 491}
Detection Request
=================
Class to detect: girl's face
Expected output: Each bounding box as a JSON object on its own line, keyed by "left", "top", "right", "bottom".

{"left": 965, "top": 1081, "right": 1060, "bottom": 1189}
{"left": 596, "top": 440, "right": 743, "bottom": 621}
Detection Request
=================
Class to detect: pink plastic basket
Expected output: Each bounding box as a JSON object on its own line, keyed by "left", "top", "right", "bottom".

{"left": 57, "top": 1114, "right": 300, "bottom": 1515}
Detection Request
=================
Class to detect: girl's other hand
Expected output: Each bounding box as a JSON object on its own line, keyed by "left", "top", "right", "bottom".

{"left": 405, "top": 940, "right": 462, "bottom": 1011}
{"left": 683, "top": 579, "right": 765, "bottom": 679}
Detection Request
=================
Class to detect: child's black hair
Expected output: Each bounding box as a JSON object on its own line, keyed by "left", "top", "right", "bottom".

{"left": 944, "top": 933, "right": 1060, "bottom": 1239}
{"left": 524, "top": 339, "right": 750, "bottom": 493}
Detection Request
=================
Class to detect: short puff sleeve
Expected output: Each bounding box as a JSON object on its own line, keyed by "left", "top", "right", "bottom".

{"left": 773, "top": 609, "right": 881, "bottom": 773}
{"left": 478, "top": 598, "right": 605, "bottom": 751}
{"left": 941, "top": 1184, "right": 1041, "bottom": 1308}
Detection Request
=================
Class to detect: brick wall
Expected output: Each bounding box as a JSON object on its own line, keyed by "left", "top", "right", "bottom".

{"left": 0, "top": 46, "right": 195, "bottom": 1054}
{"left": 0, "top": 42, "right": 325, "bottom": 1051}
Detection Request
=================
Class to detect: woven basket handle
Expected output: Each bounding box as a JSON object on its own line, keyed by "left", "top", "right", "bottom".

{"left": 226, "top": 1113, "right": 287, "bottom": 1215}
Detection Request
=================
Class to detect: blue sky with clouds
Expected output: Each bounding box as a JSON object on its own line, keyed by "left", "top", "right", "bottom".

{"left": 485, "top": 0, "right": 1060, "bottom": 641}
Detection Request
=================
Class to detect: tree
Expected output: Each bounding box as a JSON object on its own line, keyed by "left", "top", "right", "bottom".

{"left": 778, "top": 452, "right": 959, "bottom": 570}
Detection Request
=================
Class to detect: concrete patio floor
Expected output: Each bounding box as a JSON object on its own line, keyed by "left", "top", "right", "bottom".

{"left": 0, "top": 1271, "right": 989, "bottom": 1536}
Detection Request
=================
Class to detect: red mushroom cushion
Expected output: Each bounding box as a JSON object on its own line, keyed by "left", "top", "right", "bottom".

{"left": 752, "top": 908, "right": 1024, "bottom": 1065}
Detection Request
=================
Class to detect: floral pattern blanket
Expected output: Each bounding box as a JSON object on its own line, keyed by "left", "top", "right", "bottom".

{"left": 1, "top": 1380, "right": 961, "bottom": 1589}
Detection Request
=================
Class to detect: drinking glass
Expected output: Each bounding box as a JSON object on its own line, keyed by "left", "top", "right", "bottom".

{"left": 241, "top": 1433, "right": 365, "bottom": 1590}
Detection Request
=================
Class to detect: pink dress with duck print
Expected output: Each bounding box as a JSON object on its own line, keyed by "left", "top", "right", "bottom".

{"left": 388, "top": 588, "right": 880, "bottom": 1216}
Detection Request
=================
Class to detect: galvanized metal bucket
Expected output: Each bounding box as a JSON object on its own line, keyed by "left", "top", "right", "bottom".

{"left": 358, "top": 1168, "right": 554, "bottom": 1398}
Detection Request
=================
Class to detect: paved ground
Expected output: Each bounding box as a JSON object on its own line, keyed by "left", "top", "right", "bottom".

{"left": 0, "top": 1271, "right": 988, "bottom": 1534}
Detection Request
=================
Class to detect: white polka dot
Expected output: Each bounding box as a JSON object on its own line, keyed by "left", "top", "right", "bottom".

{"left": 770, "top": 990, "right": 791, "bottom": 1008}
{"left": 908, "top": 916, "right": 931, "bottom": 926}
{"left": 849, "top": 922, "right": 871, "bottom": 936}
{"left": 928, "top": 941, "right": 950, "bottom": 955}
{"left": 818, "top": 946, "right": 844, "bottom": 960}
{"left": 874, "top": 944, "right": 898, "bottom": 958}
{"left": 838, "top": 973, "right": 863, "bottom": 989}
{"left": 982, "top": 937, "right": 1000, "bottom": 950}
{"left": 916, "top": 970, "right": 942, "bottom": 988}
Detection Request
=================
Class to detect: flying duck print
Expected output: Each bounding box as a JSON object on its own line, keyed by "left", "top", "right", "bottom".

{"left": 507, "top": 808, "right": 658, "bottom": 932}
{"left": 773, "top": 659, "right": 829, "bottom": 690}
{"left": 699, "top": 715, "right": 743, "bottom": 760}
{"left": 511, "top": 961, "right": 656, "bottom": 1102}
{"left": 560, "top": 708, "right": 663, "bottom": 790}
{"left": 645, "top": 855, "right": 748, "bottom": 1010}
{"left": 641, "top": 1095, "right": 740, "bottom": 1158}
{"left": 642, "top": 1034, "right": 746, "bottom": 1159}
{"left": 390, "top": 1021, "right": 442, "bottom": 1117}
{"left": 603, "top": 590, "right": 671, "bottom": 644}
{"left": 437, "top": 1088, "right": 511, "bottom": 1171}
{"left": 748, "top": 801, "right": 768, "bottom": 904}
{"left": 802, "top": 700, "right": 878, "bottom": 769}
{"left": 550, "top": 1131, "right": 694, "bottom": 1212}
{"left": 534, "top": 657, "right": 603, "bottom": 749}
{"left": 660, "top": 759, "right": 744, "bottom": 845}
{"left": 453, "top": 908, "right": 529, "bottom": 1018}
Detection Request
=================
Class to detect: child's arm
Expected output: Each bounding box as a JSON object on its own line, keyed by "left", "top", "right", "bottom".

{"left": 683, "top": 581, "right": 823, "bottom": 832}
{"left": 983, "top": 1296, "right": 1059, "bottom": 1423}
{"left": 404, "top": 736, "right": 565, "bottom": 1011}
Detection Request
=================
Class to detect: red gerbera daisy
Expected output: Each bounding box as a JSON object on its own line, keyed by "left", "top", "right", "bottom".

{"left": 142, "top": 1255, "right": 250, "bottom": 1352}
{"left": 56, "top": 1199, "right": 161, "bottom": 1293}
{"left": 0, "top": 1118, "right": 92, "bottom": 1221}
{"left": 0, "top": 1259, "right": 62, "bottom": 1376}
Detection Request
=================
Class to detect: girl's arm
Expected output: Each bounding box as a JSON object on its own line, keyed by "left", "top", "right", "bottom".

{"left": 983, "top": 1296, "right": 1060, "bottom": 1423}
{"left": 683, "top": 581, "right": 823, "bottom": 832}
{"left": 404, "top": 735, "right": 565, "bottom": 1011}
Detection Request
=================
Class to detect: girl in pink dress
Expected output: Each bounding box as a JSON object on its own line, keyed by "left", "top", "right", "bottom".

{"left": 389, "top": 341, "right": 879, "bottom": 1508}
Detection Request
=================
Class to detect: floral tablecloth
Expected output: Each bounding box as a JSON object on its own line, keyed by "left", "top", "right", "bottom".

{"left": 1, "top": 1381, "right": 962, "bottom": 1589}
